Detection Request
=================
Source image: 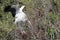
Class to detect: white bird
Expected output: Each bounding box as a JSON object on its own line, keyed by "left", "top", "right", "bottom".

{"left": 4, "top": 5, "right": 33, "bottom": 28}
{"left": 14, "top": 5, "right": 32, "bottom": 27}
{"left": 4, "top": 2, "right": 33, "bottom": 36}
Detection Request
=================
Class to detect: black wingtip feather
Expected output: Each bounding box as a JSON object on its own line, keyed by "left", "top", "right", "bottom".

{"left": 4, "top": 5, "right": 16, "bottom": 17}
{"left": 4, "top": 5, "right": 11, "bottom": 12}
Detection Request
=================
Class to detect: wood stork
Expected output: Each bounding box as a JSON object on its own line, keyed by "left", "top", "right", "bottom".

{"left": 4, "top": 4, "right": 34, "bottom": 37}
{"left": 14, "top": 5, "right": 32, "bottom": 30}
{"left": 4, "top": 4, "right": 32, "bottom": 29}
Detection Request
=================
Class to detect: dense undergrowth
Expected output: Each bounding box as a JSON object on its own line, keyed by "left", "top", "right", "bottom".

{"left": 0, "top": 0, "right": 60, "bottom": 40}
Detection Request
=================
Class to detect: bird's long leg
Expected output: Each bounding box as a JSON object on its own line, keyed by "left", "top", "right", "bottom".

{"left": 27, "top": 20, "right": 33, "bottom": 32}
{"left": 27, "top": 20, "right": 34, "bottom": 32}
{"left": 14, "top": 23, "right": 18, "bottom": 40}
{"left": 27, "top": 20, "right": 36, "bottom": 39}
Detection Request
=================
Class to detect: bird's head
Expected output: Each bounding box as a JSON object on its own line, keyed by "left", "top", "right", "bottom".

{"left": 4, "top": 5, "right": 16, "bottom": 17}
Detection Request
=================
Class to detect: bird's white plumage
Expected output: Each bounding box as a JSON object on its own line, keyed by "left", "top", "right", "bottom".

{"left": 13, "top": 5, "right": 33, "bottom": 31}
{"left": 14, "top": 5, "right": 28, "bottom": 24}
